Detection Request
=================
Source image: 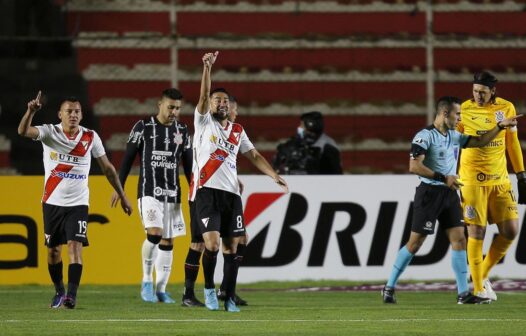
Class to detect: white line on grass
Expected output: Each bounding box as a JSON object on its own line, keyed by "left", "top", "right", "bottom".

{"left": 3, "top": 318, "right": 526, "bottom": 323}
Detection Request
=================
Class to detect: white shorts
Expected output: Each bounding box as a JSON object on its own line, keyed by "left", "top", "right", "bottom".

{"left": 138, "top": 196, "right": 186, "bottom": 239}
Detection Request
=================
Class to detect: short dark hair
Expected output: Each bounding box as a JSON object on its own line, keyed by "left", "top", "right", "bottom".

{"left": 210, "top": 87, "right": 230, "bottom": 97}
{"left": 60, "top": 96, "right": 81, "bottom": 109}
{"left": 301, "top": 111, "right": 324, "bottom": 134}
{"left": 62, "top": 96, "right": 80, "bottom": 104}
{"left": 435, "top": 96, "right": 461, "bottom": 116}
{"left": 162, "top": 88, "right": 183, "bottom": 100}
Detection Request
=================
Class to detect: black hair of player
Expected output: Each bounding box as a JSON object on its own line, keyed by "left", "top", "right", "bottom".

{"left": 162, "top": 88, "right": 183, "bottom": 100}
{"left": 210, "top": 87, "right": 230, "bottom": 98}
{"left": 435, "top": 96, "right": 461, "bottom": 117}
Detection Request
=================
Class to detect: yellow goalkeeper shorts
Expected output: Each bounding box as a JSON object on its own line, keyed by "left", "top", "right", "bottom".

{"left": 460, "top": 183, "right": 518, "bottom": 226}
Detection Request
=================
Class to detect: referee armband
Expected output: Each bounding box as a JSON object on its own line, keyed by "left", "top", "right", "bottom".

{"left": 410, "top": 144, "right": 426, "bottom": 160}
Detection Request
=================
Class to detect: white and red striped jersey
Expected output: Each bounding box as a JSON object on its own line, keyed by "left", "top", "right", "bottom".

{"left": 190, "top": 108, "right": 254, "bottom": 200}
{"left": 35, "top": 124, "right": 105, "bottom": 206}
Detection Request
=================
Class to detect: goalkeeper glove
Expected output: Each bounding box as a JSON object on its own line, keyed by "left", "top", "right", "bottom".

{"left": 517, "top": 172, "right": 526, "bottom": 204}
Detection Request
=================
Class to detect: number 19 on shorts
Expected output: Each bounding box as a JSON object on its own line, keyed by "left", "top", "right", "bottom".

{"left": 78, "top": 220, "right": 87, "bottom": 235}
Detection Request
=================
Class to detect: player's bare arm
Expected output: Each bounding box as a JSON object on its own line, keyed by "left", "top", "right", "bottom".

{"left": 409, "top": 154, "right": 462, "bottom": 190}
{"left": 197, "top": 51, "right": 218, "bottom": 115}
{"left": 466, "top": 114, "right": 522, "bottom": 148}
{"left": 243, "top": 148, "right": 289, "bottom": 193}
{"left": 97, "top": 155, "right": 133, "bottom": 215}
{"left": 18, "top": 90, "right": 42, "bottom": 139}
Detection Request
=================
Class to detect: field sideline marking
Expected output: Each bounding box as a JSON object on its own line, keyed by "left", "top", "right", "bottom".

{"left": 3, "top": 318, "right": 526, "bottom": 323}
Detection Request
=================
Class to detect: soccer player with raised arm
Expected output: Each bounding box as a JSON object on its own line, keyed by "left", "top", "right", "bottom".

{"left": 182, "top": 95, "right": 248, "bottom": 307}
{"left": 18, "top": 91, "right": 133, "bottom": 309}
{"left": 111, "top": 88, "right": 192, "bottom": 304}
{"left": 191, "top": 51, "right": 288, "bottom": 312}
{"left": 382, "top": 96, "right": 520, "bottom": 304}
{"left": 458, "top": 71, "right": 526, "bottom": 301}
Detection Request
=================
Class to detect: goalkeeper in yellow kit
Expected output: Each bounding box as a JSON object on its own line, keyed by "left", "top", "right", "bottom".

{"left": 457, "top": 71, "right": 525, "bottom": 301}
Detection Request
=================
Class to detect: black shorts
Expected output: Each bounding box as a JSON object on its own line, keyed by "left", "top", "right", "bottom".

{"left": 194, "top": 187, "right": 246, "bottom": 238}
{"left": 189, "top": 201, "right": 204, "bottom": 243}
{"left": 43, "top": 203, "right": 89, "bottom": 247}
{"left": 411, "top": 182, "right": 463, "bottom": 235}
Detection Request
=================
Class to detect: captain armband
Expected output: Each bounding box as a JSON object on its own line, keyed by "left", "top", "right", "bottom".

{"left": 410, "top": 144, "right": 426, "bottom": 160}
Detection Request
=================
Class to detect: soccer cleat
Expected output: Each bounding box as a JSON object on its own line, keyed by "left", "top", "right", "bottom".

{"left": 204, "top": 288, "right": 219, "bottom": 311}
{"left": 224, "top": 297, "right": 241, "bottom": 312}
{"left": 50, "top": 293, "right": 65, "bottom": 308}
{"left": 234, "top": 294, "right": 248, "bottom": 306}
{"left": 382, "top": 286, "right": 397, "bottom": 304}
{"left": 63, "top": 295, "right": 76, "bottom": 309}
{"left": 156, "top": 292, "right": 176, "bottom": 304}
{"left": 181, "top": 295, "right": 205, "bottom": 307}
{"left": 457, "top": 292, "right": 491, "bottom": 304}
{"left": 474, "top": 290, "right": 493, "bottom": 302}
{"left": 483, "top": 279, "right": 498, "bottom": 301}
{"left": 217, "top": 289, "right": 248, "bottom": 306}
{"left": 141, "top": 281, "right": 158, "bottom": 302}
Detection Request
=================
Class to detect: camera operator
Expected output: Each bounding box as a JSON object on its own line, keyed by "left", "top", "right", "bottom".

{"left": 273, "top": 111, "right": 342, "bottom": 174}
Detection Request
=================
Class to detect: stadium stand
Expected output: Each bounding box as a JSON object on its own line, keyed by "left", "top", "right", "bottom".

{"left": 3, "top": 0, "right": 525, "bottom": 173}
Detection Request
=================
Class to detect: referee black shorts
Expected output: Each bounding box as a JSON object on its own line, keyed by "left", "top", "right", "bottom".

{"left": 411, "top": 182, "right": 463, "bottom": 235}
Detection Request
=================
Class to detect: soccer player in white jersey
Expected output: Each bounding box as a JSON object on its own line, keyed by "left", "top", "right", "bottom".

{"left": 182, "top": 94, "right": 249, "bottom": 307}
{"left": 18, "top": 91, "right": 132, "bottom": 309}
{"left": 192, "top": 51, "right": 288, "bottom": 312}
{"left": 111, "top": 88, "right": 192, "bottom": 304}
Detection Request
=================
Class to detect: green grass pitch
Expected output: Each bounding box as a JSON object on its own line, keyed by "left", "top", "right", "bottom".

{"left": 1, "top": 283, "right": 525, "bottom": 335}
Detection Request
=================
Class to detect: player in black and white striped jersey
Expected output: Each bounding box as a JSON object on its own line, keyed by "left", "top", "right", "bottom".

{"left": 111, "top": 88, "right": 192, "bottom": 304}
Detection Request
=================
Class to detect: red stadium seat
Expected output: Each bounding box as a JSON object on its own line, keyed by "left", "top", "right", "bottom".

{"left": 64, "top": 0, "right": 526, "bottom": 174}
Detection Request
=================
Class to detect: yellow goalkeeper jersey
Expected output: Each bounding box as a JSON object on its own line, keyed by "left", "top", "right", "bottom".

{"left": 457, "top": 97, "right": 517, "bottom": 186}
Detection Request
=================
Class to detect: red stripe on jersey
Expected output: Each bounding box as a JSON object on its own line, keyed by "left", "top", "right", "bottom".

{"left": 199, "top": 149, "right": 229, "bottom": 187}
{"left": 227, "top": 123, "right": 243, "bottom": 146}
{"left": 42, "top": 130, "right": 94, "bottom": 203}
{"left": 70, "top": 131, "right": 94, "bottom": 157}
{"left": 197, "top": 123, "right": 244, "bottom": 188}
{"left": 42, "top": 164, "right": 74, "bottom": 203}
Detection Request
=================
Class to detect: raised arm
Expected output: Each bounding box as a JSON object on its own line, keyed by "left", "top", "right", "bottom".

{"left": 465, "top": 115, "right": 522, "bottom": 148}
{"left": 196, "top": 51, "right": 218, "bottom": 115}
{"left": 97, "top": 155, "right": 133, "bottom": 215}
{"left": 243, "top": 148, "right": 289, "bottom": 193}
{"left": 18, "top": 91, "right": 42, "bottom": 139}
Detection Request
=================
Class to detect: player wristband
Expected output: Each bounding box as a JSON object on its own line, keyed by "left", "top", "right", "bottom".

{"left": 433, "top": 172, "right": 446, "bottom": 182}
